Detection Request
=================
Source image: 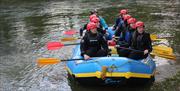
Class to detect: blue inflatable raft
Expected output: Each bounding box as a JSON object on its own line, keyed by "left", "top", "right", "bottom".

{"left": 66, "top": 27, "right": 156, "bottom": 85}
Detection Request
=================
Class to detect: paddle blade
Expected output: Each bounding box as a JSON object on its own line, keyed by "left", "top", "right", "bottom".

{"left": 47, "top": 42, "right": 64, "bottom": 50}
{"left": 153, "top": 45, "right": 173, "bottom": 55}
{"left": 63, "top": 29, "right": 78, "bottom": 35}
{"left": 150, "top": 34, "right": 158, "bottom": 40}
{"left": 152, "top": 45, "right": 176, "bottom": 60}
{"left": 151, "top": 53, "right": 176, "bottom": 60}
{"left": 60, "top": 37, "right": 78, "bottom": 42}
{"left": 152, "top": 39, "right": 167, "bottom": 41}
{"left": 37, "top": 58, "right": 60, "bottom": 65}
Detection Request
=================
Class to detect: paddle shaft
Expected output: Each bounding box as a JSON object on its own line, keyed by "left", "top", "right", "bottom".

{"left": 61, "top": 58, "right": 84, "bottom": 61}
{"left": 64, "top": 43, "right": 80, "bottom": 46}
{"left": 116, "top": 46, "right": 144, "bottom": 53}
{"left": 37, "top": 58, "right": 85, "bottom": 65}
{"left": 64, "top": 43, "right": 144, "bottom": 53}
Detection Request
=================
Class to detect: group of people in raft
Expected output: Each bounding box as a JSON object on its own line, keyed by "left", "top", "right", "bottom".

{"left": 79, "top": 9, "right": 152, "bottom": 60}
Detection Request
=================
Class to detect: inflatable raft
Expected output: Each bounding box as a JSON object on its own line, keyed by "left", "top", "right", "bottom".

{"left": 66, "top": 28, "right": 156, "bottom": 85}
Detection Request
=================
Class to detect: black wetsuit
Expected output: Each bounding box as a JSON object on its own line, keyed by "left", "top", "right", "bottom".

{"left": 128, "top": 31, "right": 152, "bottom": 60}
{"left": 80, "top": 31, "right": 109, "bottom": 57}
{"left": 116, "top": 26, "right": 135, "bottom": 57}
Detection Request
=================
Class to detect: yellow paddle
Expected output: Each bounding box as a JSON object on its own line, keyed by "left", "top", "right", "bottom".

{"left": 61, "top": 37, "right": 80, "bottom": 42}
{"left": 37, "top": 45, "right": 176, "bottom": 66}
{"left": 150, "top": 34, "right": 174, "bottom": 41}
{"left": 37, "top": 58, "right": 84, "bottom": 65}
{"left": 150, "top": 34, "right": 158, "bottom": 40}
{"left": 57, "top": 38, "right": 177, "bottom": 60}
{"left": 109, "top": 45, "right": 176, "bottom": 60}
{"left": 152, "top": 45, "right": 176, "bottom": 60}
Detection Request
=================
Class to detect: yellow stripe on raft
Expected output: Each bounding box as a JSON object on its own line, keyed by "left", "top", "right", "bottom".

{"left": 66, "top": 67, "right": 154, "bottom": 79}
{"left": 75, "top": 72, "right": 152, "bottom": 79}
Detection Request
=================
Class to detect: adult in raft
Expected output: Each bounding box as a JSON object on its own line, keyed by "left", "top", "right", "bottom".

{"left": 128, "top": 21, "right": 152, "bottom": 60}
{"left": 80, "top": 22, "right": 109, "bottom": 60}
{"left": 80, "top": 14, "right": 106, "bottom": 37}
{"left": 91, "top": 17, "right": 106, "bottom": 35}
{"left": 80, "top": 9, "right": 108, "bottom": 37}
{"left": 116, "top": 17, "right": 137, "bottom": 57}
{"left": 90, "top": 9, "right": 108, "bottom": 31}
{"left": 113, "top": 9, "right": 128, "bottom": 37}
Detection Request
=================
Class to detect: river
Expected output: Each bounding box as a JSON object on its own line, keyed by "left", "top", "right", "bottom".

{"left": 0, "top": 0, "right": 180, "bottom": 91}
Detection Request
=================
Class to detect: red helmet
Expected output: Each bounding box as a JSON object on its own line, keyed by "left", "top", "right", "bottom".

{"left": 89, "top": 14, "right": 97, "bottom": 21}
{"left": 135, "top": 21, "right": 144, "bottom": 28}
{"left": 87, "top": 22, "right": 97, "bottom": 31}
{"left": 90, "top": 17, "right": 100, "bottom": 23}
{"left": 127, "top": 18, "right": 137, "bottom": 24}
{"left": 120, "top": 9, "right": 128, "bottom": 15}
{"left": 123, "top": 14, "right": 132, "bottom": 21}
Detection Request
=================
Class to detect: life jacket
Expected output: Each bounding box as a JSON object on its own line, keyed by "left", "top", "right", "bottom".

{"left": 113, "top": 17, "right": 124, "bottom": 29}
{"left": 117, "top": 25, "right": 135, "bottom": 47}
{"left": 117, "top": 30, "right": 131, "bottom": 47}
{"left": 80, "top": 31, "right": 109, "bottom": 56}
{"left": 99, "top": 16, "right": 108, "bottom": 30}
{"left": 131, "top": 31, "right": 152, "bottom": 51}
{"left": 85, "top": 32, "right": 102, "bottom": 49}
{"left": 118, "top": 18, "right": 125, "bottom": 28}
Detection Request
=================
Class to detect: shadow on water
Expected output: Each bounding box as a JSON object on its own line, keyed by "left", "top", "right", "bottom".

{"left": 69, "top": 76, "right": 153, "bottom": 91}
{"left": 71, "top": 84, "right": 152, "bottom": 91}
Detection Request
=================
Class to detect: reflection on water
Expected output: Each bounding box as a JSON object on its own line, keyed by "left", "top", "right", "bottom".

{"left": 0, "top": 0, "right": 180, "bottom": 91}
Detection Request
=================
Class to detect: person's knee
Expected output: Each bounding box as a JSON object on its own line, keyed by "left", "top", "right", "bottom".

{"left": 128, "top": 52, "right": 144, "bottom": 60}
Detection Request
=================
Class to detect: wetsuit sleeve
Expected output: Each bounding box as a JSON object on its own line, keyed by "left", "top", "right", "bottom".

{"left": 145, "top": 33, "right": 152, "bottom": 52}
{"left": 114, "top": 21, "right": 125, "bottom": 37}
{"left": 80, "top": 35, "right": 88, "bottom": 56}
{"left": 114, "top": 26, "right": 122, "bottom": 36}
{"left": 80, "top": 24, "right": 87, "bottom": 36}
{"left": 113, "top": 18, "right": 120, "bottom": 30}
{"left": 97, "top": 26, "right": 106, "bottom": 35}
{"left": 100, "top": 35, "right": 109, "bottom": 51}
{"left": 99, "top": 16, "right": 108, "bottom": 30}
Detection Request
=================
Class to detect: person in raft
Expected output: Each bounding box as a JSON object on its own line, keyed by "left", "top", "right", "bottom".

{"left": 80, "top": 22, "right": 109, "bottom": 60}
{"left": 116, "top": 17, "right": 137, "bottom": 57}
{"left": 90, "top": 9, "right": 108, "bottom": 31}
{"left": 128, "top": 21, "right": 152, "bottom": 60}
{"left": 91, "top": 17, "right": 106, "bottom": 35}
{"left": 113, "top": 9, "right": 128, "bottom": 37}
{"left": 79, "top": 14, "right": 105, "bottom": 37}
